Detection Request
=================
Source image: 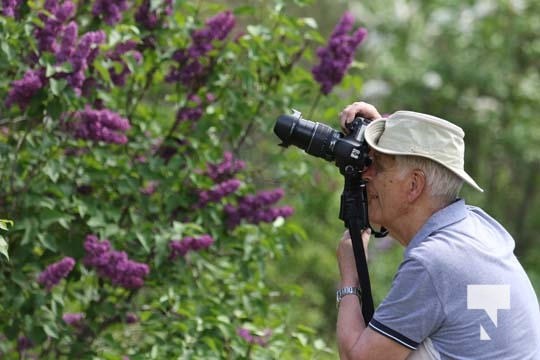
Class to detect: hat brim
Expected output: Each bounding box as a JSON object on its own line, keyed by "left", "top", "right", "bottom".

{"left": 365, "top": 119, "right": 484, "bottom": 192}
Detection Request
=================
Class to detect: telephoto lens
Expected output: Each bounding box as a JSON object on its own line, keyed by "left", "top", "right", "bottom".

{"left": 273, "top": 110, "right": 340, "bottom": 161}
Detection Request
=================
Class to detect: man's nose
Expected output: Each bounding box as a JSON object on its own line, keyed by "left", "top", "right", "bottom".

{"left": 362, "top": 162, "right": 374, "bottom": 181}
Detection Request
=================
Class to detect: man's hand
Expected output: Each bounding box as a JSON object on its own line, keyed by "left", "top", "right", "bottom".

{"left": 336, "top": 228, "right": 371, "bottom": 288}
{"left": 339, "top": 101, "right": 383, "bottom": 134}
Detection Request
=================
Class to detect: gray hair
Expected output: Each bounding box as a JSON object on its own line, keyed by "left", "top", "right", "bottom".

{"left": 395, "top": 155, "right": 464, "bottom": 205}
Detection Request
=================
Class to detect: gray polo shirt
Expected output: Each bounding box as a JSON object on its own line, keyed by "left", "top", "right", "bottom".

{"left": 369, "top": 199, "right": 540, "bottom": 359}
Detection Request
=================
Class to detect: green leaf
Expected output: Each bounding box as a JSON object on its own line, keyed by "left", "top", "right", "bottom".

{"left": 49, "top": 78, "right": 68, "bottom": 96}
{"left": 300, "top": 17, "right": 318, "bottom": 29}
{"left": 0, "top": 235, "right": 9, "bottom": 260}
{"left": 43, "top": 324, "right": 58, "bottom": 339}
{"left": 136, "top": 232, "right": 151, "bottom": 253}
{"left": 1, "top": 41, "right": 13, "bottom": 60}
{"left": 42, "top": 162, "right": 60, "bottom": 183}
{"left": 233, "top": 5, "right": 255, "bottom": 15}
{"left": 0, "top": 219, "right": 13, "bottom": 230}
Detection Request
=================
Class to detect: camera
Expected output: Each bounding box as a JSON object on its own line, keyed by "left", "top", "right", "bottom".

{"left": 273, "top": 109, "right": 373, "bottom": 175}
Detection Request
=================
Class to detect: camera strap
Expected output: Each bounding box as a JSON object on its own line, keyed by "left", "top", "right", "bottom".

{"left": 339, "top": 175, "right": 376, "bottom": 325}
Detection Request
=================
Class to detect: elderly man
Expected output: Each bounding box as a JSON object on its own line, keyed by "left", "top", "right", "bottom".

{"left": 336, "top": 102, "right": 540, "bottom": 359}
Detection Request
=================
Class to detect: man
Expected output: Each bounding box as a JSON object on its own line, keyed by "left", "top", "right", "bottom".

{"left": 335, "top": 101, "right": 540, "bottom": 360}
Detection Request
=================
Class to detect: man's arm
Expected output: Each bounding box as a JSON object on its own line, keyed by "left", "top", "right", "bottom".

{"left": 336, "top": 230, "right": 412, "bottom": 360}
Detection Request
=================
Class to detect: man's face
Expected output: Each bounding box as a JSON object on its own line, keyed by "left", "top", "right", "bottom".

{"left": 362, "top": 151, "right": 409, "bottom": 228}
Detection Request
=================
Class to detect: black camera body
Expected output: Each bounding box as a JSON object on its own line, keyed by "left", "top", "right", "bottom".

{"left": 273, "top": 109, "right": 372, "bottom": 176}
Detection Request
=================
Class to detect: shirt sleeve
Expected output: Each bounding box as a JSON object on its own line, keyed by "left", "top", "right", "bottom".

{"left": 368, "top": 256, "right": 445, "bottom": 350}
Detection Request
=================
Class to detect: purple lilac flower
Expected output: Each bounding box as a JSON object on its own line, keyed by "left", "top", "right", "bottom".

{"left": 139, "top": 181, "right": 159, "bottom": 195}
{"left": 237, "top": 327, "right": 272, "bottom": 347}
{"left": 83, "top": 234, "right": 150, "bottom": 289}
{"left": 92, "top": 0, "right": 129, "bottom": 25}
{"left": 197, "top": 178, "right": 242, "bottom": 207}
{"left": 57, "top": 21, "right": 79, "bottom": 62}
{"left": 175, "top": 93, "right": 215, "bottom": 124}
{"left": 5, "top": 69, "right": 46, "bottom": 110}
{"left": 106, "top": 40, "right": 143, "bottom": 86}
{"left": 134, "top": 0, "right": 174, "bottom": 30}
{"left": 311, "top": 11, "right": 367, "bottom": 95}
{"left": 224, "top": 189, "right": 294, "bottom": 229}
{"left": 28, "top": 0, "right": 108, "bottom": 98}
{"left": 125, "top": 312, "right": 138, "bottom": 324}
{"left": 66, "top": 30, "right": 106, "bottom": 94}
{"left": 205, "top": 152, "right": 246, "bottom": 182}
{"left": 189, "top": 11, "right": 236, "bottom": 57}
{"left": 70, "top": 106, "right": 131, "bottom": 144}
{"left": 166, "top": 11, "right": 236, "bottom": 90}
{"left": 17, "top": 336, "right": 34, "bottom": 351}
{"left": 34, "top": 0, "right": 76, "bottom": 54}
{"left": 62, "top": 312, "right": 84, "bottom": 326}
{"left": 37, "top": 256, "right": 76, "bottom": 291}
{"left": 1, "top": 0, "right": 23, "bottom": 17}
{"left": 169, "top": 234, "right": 215, "bottom": 260}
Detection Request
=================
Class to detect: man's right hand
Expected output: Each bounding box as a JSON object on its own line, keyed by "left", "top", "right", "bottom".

{"left": 339, "top": 101, "right": 383, "bottom": 134}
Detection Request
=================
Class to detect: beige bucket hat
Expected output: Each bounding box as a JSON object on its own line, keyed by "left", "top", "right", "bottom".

{"left": 364, "top": 110, "right": 483, "bottom": 192}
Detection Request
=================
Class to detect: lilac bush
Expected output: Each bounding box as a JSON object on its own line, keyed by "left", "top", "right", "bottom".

{"left": 0, "top": 2, "right": 365, "bottom": 358}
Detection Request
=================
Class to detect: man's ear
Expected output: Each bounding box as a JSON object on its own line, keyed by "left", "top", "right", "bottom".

{"left": 408, "top": 169, "right": 426, "bottom": 202}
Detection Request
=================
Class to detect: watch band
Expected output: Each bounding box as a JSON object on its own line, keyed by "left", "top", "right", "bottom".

{"left": 336, "top": 286, "right": 362, "bottom": 308}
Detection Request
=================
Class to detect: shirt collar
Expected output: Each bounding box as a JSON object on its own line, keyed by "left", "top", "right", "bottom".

{"left": 405, "top": 198, "right": 468, "bottom": 255}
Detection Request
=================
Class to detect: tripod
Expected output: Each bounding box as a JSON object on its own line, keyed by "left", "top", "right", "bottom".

{"left": 338, "top": 167, "right": 387, "bottom": 325}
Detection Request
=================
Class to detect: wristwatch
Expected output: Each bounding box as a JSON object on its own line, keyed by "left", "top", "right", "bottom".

{"left": 336, "top": 286, "right": 362, "bottom": 308}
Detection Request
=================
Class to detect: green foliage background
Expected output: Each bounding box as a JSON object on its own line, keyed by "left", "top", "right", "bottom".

{"left": 1, "top": 0, "right": 539, "bottom": 359}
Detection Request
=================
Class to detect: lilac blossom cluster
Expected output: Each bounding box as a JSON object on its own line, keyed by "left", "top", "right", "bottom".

{"left": 165, "top": 11, "right": 236, "bottom": 90}
{"left": 17, "top": 336, "right": 34, "bottom": 351}
{"left": 106, "top": 40, "right": 143, "bottom": 86}
{"left": 1, "top": 0, "right": 23, "bottom": 18}
{"left": 197, "top": 178, "right": 242, "bottom": 207}
{"left": 4, "top": 69, "right": 46, "bottom": 110}
{"left": 169, "top": 235, "right": 214, "bottom": 260}
{"left": 125, "top": 312, "right": 138, "bottom": 324}
{"left": 236, "top": 327, "right": 272, "bottom": 347}
{"left": 224, "top": 189, "right": 294, "bottom": 229}
{"left": 134, "top": 0, "right": 174, "bottom": 30}
{"left": 37, "top": 256, "right": 76, "bottom": 291}
{"left": 92, "top": 0, "right": 129, "bottom": 25}
{"left": 176, "top": 93, "right": 215, "bottom": 124}
{"left": 5, "top": 0, "right": 108, "bottom": 109}
{"left": 311, "top": 11, "right": 367, "bottom": 94}
{"left": 205, "top": 151, "right": 246, "bottom": 182}
{"left": 70, "top": 106, "right": 131, "bottom": 144}
{"left": 34, "top": 0, "right": 106, "bottom": 94}
{"left": 62, "top": 312, "right": 84, "bottom": 327}
{"left": 34, "top": 0, "right": 76, "bottom": 54}
{"left": 83, "top": 234, "right": 150, "bottom": 289}
{"left": 63, "top": 30, "right": 107, "bottom": 95}
{"left": 139, "top": 181, "right": 159, "bottom": 195}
